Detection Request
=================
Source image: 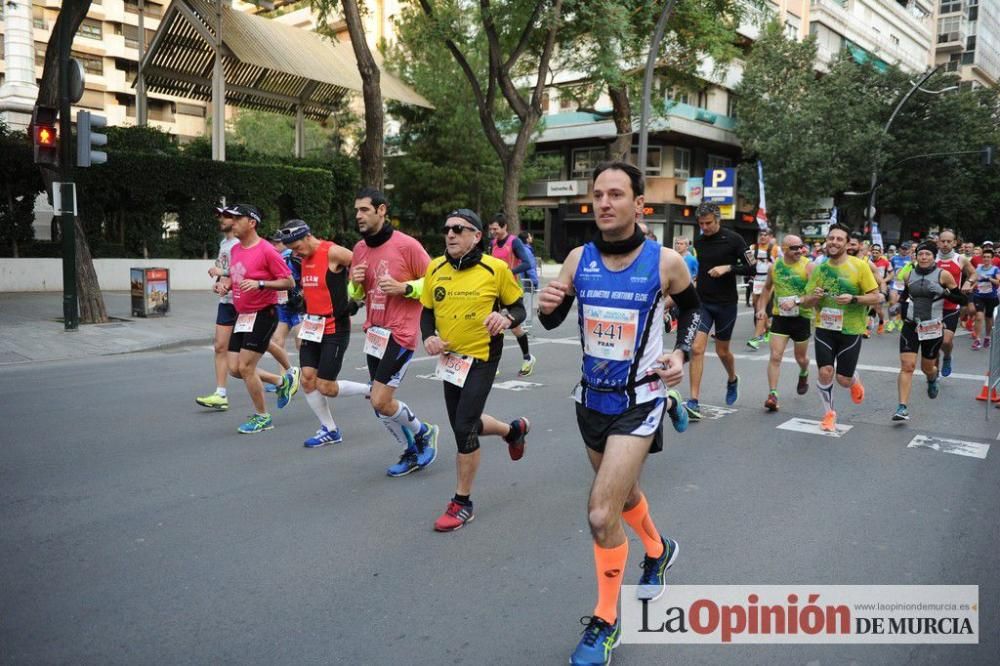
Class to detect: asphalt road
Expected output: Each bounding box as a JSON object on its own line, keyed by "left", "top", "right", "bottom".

{"left": 1, "top": 307, "right": 998, "bottom": 665}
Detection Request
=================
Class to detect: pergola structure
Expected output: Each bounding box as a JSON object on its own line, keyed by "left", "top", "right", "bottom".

{"left": 138, "top": 0, "right": 431, "bottom": 159}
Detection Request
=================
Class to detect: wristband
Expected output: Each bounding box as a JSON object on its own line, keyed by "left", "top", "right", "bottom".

{"left": 258, "top": 280, "right": 265, "bottom": 289}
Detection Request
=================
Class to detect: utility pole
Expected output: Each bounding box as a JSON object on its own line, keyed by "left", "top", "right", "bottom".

{"left": 58, "top": 12, "right": 78, "bottom": 330}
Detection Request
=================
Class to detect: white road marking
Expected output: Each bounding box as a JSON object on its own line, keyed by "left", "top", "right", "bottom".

{"left": 696, "top": 404, "right": 738, "bottom": 420}
{"left": 907, "top": 435, "right": 990, "bottom": 459}
{"left": 777, "top": 417, "right": 852, "bottom": 438}
{"left": 493, "top": 380, "right": 543, "bottom": 391}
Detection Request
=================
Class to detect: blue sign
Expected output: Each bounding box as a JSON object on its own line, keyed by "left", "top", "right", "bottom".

{"left": 703, "top": 168, "right": 737, "bottom": 204}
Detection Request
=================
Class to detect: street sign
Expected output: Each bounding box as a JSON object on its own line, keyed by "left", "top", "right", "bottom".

{"left": 703, "top": 168, "right": 736, "bottom": 204}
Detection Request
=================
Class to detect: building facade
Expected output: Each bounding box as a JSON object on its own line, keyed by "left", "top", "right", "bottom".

{"left": 933, "top": 0, "right": 1000, "bottom": 88}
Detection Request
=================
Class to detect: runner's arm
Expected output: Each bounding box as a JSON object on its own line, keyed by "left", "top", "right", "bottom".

{"left": 420, "top": 307, "right": 436, "bottom": 341}
{"left": 757, "top": 267, "right": 775, "bottom": 319}
{"left": 661, "top": 248, "right": 700, "bottom": 362}
{"left": 509, "top": 237, "right": 532, "bottom": 276}
{"left": 538, "top": 246, "right": 581, "bottom": 329}
{"left": 941, "top": 271, "right": 968, "bottom": 305}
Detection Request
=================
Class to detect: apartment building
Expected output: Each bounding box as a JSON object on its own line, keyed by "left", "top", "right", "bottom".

{"left": 0, "top": 0, "right": 211, "bottom": 139}
{"left": 934, "top": 0, "right": 1000, "bottom": 88}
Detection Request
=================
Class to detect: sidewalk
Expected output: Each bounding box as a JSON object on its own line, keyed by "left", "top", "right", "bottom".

{"left": 0, "top": 291, "right": 225, "bottom": 366}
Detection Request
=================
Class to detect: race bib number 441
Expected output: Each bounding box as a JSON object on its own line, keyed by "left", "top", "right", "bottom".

{"left": 583, "top": 304, "right": 639, "bottom": 361}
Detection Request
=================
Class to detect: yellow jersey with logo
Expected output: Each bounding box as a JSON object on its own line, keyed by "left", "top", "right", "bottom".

{"left": 421, "top": 254, "right": 524, "bottom": 361}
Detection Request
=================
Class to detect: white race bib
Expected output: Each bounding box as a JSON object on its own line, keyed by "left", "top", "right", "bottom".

{"left": 977, "top": 281, "right": 994, "bottom": 295}
{"left": 364, "top": 326, "right": 391, "bottom": 359}
{"left": 892, "top": 280, "right": 904, "bottom": 291}
{"left": 917, "top": 318, "right": 943, "bottom": 341}
{"left": 778, "top": 296, "right": 799, "bottom": 317}
{"left": 819, "top": 307, "right": 844, "bottom": 332}
{"left": 435, "top": 353, "right": 473, "bottom": 387}
{"left": 297, "top": 314, "right": 326, "bottom": 343}
{"left": 753, "top": 277, "right": 767, "bottom": 295}
{"left": 234, "top": 312, "right": 257, "bottom": 333}
{"left": 277, "top": 290, "right": 289, "bottom": 305}
{"left": 582, "top": 304, "right": 639, "bottom": 361}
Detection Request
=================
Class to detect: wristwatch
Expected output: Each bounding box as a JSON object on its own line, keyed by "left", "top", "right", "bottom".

{"left": 850, "top": 295, "right": 858, "bottom": 304}
{"left": 404, "top": 283, "right": 414, "bottom": 297}
{"left": 258, "top": 280, "right": 265, "bottom": 290}
{"left": 794, "top": 296, "right": 802, "bottom": 305}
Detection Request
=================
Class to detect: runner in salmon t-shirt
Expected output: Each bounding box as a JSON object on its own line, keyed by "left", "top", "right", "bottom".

{"left": 348, "top": 188, "right": 441, "bottom": 476}
{"left": 223, "top": 203, "right": 297, "bottom": 435}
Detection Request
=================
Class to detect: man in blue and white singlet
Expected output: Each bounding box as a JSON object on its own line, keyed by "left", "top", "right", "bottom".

{"left": 538, "top": 160, "right": 702, "bottom": 666}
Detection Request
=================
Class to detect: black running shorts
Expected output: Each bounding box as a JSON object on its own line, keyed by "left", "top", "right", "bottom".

{"left": 300, "top": 330, "right": 350, "bottom": 381}
{"left": 899, "top": 321, "right": 943, "bottom": 360}
{"left": 769, "top": 315, "right": 811, "bottom": 343}
{"left": 443, "top": 357, "right": 499, "bottom": 455}
{"left": 227, "top": 306, "right": 278, "bottom": 354}
{"left": 216, "top": 302, "right": 237, "bottom": 327}
{"left": 943, "top": 309, "right": 960, "bottom": 333}
{"left": 575, "top": 398, "right": 666, "bottom": 455}
{"left": 814, "top": 328, "right": 862, "bottom": 379}
{"left": 366, "top": 332, "right": 415, "bottom": 389}
{"left": 697, "top": 302, "right": 738, "bottom": 341}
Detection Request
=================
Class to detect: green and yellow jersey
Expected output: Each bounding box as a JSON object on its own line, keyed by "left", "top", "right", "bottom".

{"left": 804, "top": 255, "right": 879, "bottom": 335}
{"left": 771, "top": 256, "right": 811, "bottom": 318}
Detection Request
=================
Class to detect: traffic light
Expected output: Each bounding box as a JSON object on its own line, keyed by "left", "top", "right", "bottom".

{"left": 31, "top": 105, "right": 59, "bottom": 166}
{"left": 76, "top": 110, "right": 107, "bottom": 167}
{"left": 982, "top": 146, "right": 994, "bottom": 167}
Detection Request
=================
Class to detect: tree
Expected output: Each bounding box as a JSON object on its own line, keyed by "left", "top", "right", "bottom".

{"left": 35, "top": 0, "right": 108, "bottom": 323}
{"left": 415, "top": 0, "right": 564, "bottom": 232}
{"left": 310, "top": 0, "right": 385, "bottom": 188}
{"left": 0, "top": 123, "right": 44, "bottom": 258}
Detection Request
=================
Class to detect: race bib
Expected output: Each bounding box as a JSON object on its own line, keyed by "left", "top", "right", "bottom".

{"left": 277, "top": 290, "right": 289, "bottom": 305}
{"left": 778, "top": 296, "right": 799, "bottom": 317}
{"left": 297, "top": 314, "right": 326, "bottom": 343}
{"left": 917, "top": 318, "right": 943, "bottom": 341}
{"left": 876, "top": 267, "right": 886, "bottom": 280}
{"left": 752, "top": 277, "right": 767, "bottom": 295}
{"left": 819, "top": 307, "right": 844, "bottom": 332}
{"left": 582, "top": 304, "right": 639, "bottom": 361}
{"left": 234, "top": 312, "right": 257, "bottom": 333}
{"left": 977, "top": 281, "right": 994, "bottom": 295}
{"left": 364, "top": 325, "right": 391, "bottom": 359}
{"left": 892, "top": 280, "right": 904, "bottom": 291}
{"left": 435, "top": 352, "right": 473, "bottom": 387}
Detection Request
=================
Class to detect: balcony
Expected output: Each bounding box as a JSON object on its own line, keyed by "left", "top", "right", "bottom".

{"left": 936, "top": 31, "right": 967, "bottom": 53}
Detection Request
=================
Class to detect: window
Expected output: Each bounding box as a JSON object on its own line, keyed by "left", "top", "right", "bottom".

{"left": 530, "top": 150, "right": 563, "bottom": 180}
{"left": 666, "top": 88, "right": 689, "bottom": 105}
{"left": 73, "top": 52, "right": 103, "bottom": 76}
{"left": 32, "top": 5, "right": 46, "bottom": 30}
{"left": 696, "top": 90, "right": 708, "bottom": 110}
{"left": 35, "top": 43, "right": 46, "bottom": 67}
{"left": 707, "top": 154, "right": 732, "bottom": 171}
{"left": 571, "top": 147, "right": 606, "bottom": 179}
{"left": 937, "top": 16, "right": 963, "bottom": 43}
{"left": 890, "top": 34, "right": 900, "bottom": 46}
{"left": 961, "top": 51, "right": 975, "bottom": 64}
{"left": 673, "top": 147, "right": 691, "bottom": 179}
{"left": 727, "top": 93, "right": 737, "bottom": 118}
{"left": 124, "top": 0, "right": 163, "bottom": 18}
{"left": 117, "top": 23, "right": 156, "bottom": 49}
{"left": 967, "top": 35, "right": 976, "bottom": 50}
{"left": 79, "top": 18, "right": 103, "bottom": 40}
{"left": 629, "top": 147, "right": 663, "bottom": 176}
{"left": 939, "top": 0, "right": 963, "bottom": 13}
{"left": 559, "top": 93, "right": 577, "bottom": 111}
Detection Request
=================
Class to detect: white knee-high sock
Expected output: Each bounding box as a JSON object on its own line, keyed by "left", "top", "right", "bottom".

{"left": 378, "top": 410, "right": 409, "bottom": 447}
{"left": 390, "top": 401, "right": 424, "bottom": 436}
{"left": 337, "top": 380, "right": 371, "bottom": 398}
{"left": 818, "top": 381, "right": 834, "bottom": 413}
{"left": 305, "top": 390, "right": 336, "bottom": 430}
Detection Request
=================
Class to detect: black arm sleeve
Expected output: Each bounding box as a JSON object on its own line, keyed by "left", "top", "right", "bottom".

{"left": 670, "top": 283, "right": 701, "bottom": 362}
{"left": 504, "top": 298, "right": 527, "bottom": 327}
{"left": 943, "top": 287, "right": 968, "bottom": 305}
{"left": 420, "top": 306, "right": 436, "bottom": 342}
{"left": 538, "top": 293, "right": 575, "bottom": 330}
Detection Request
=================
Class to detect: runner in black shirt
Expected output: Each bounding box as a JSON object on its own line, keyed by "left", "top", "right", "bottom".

{"left": 685, "top": 203, "right": 754, "bottom": 419}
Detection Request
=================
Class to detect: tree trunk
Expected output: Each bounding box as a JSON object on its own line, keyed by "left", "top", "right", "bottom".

{"left": 75, "top": 217, "right": 108, "bottom": 323}
{"left": 502, "top": 121, "right": 538, "bottom": 233}
{"left": 608, "top": 83, "right": 633, "bottom": 163}
{"left": 342, "top": 0, "right": 384, "bottom": 188}
{"left": 36, "top": 0, "right": 107, "bottom": 324}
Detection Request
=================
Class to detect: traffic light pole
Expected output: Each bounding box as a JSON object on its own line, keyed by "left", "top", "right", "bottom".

{"left": 58, "top": 13, "right": 78, "bottom": 330}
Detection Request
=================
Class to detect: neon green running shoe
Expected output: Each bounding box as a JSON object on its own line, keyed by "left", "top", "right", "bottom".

{"left": 196, "top": 393, "right": 229, "bottom": 410}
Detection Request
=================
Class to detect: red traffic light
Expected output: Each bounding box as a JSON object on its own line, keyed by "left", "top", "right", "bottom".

{"left": 34, "top": 125, "right": 57, "bottom": 146}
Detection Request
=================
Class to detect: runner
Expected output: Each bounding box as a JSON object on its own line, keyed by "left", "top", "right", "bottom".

{"left": 420, "top": 208, "right": 530, "bottom": 532}
{"left": 935, "top": 229, "right": 975, "bottom": 377}
{"left": 887, "top": 241, "right": 913, "bottom": 332}
{"left": 685, "top": 202, "right": 754, "bottom": 419}
{"left": 747, "top": 229, "right": 779, "bottom": 350}
{"left": 756, "top": 234, "right": 813, "bottom": 412}
{"left": 276, "top": 221, "right": 370, "bottom": 447}
{"left": 536, "top": 160, "right": 697, "bottom": 666}
{"left": 488, "top": 214, "right": 537, "bottom": 377}
{"left": 268, "top": 233, "right": 303, "bottom": 354}
{"left": 972, "top": 246, "right": 1000, "bottom": 351}
{"left": 799, "top": 223, "right": 880, "bottom": 432}
{"left": 893, "top": 241, "right": 964, "bottom": 421}
{"left": 196, "top": 205, "right": 240, "bottom": 411}
{"left": 869, "top": 244, "right": 891, "bottom": 335}
{"left": 223, "top": 204, "right": 300, "bottom": 434}
{"left": 348, "top": 187, "right": 440, "bottom": 474}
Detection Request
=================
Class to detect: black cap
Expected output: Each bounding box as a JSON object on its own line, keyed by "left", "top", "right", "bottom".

{"left": 446, "top": 208, "right": 483, "bottom": 231}
{"left": 274, "top": 219, "right": 310, "bottom": 243}
{"left": 916, "top": 241, "right": 937, "bottom": 256}
{"left": 222, "top": 203, "right": 262, "bottom": 225}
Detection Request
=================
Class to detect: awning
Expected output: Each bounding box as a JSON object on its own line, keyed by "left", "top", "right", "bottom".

{"left": 139, "top": 0, "right": 431, "bottom": 121}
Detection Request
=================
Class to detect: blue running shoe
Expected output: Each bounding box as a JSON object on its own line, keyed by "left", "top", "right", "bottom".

{"left": 941, "top": 356, "right": 952, "bottom": 377}
{"left": 263, "top": 382, "right": 278, "bottom": 393}
{"left": 304, "top": 425, "right": 343, "bottom": 448}
{"left": 927, "top": 378, "right": 940, "bottom": 399}
{"left": 387, "top": 432, "right": 419, "bottom": 477}
{"left": 725, "top": 375, "right": 740, "bottom": 406}
{"left": 237, "top": 413, "right": 273, "bottom": 434}
{"left": 414, "top": 423, "right": 439, "bottom": 469}
{"left": 570, "top": 616, "right": 620, "bottom": 666}
{"left": 684, "top": 399, "right": 702, "bottom": 420}
{"left": 637, "top": 536, "right": 680, "bottom": 601}
{"left": 275, "top": 367, "right": 301, "bottom": 409}
{"left": 666, "top": 390, "right": 688, "bottom": 433}
{"left": 892, "top": 404, "right": 910, "bottom": 421}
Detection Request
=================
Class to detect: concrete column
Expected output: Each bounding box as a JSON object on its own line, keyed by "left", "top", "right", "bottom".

{"left": 137, "top": 0, "right": 148, "bottom": 125}
{"left": 211, "top": 0, "right": 226, "bottom": 161}
{"left": 294, "top": 105, "right": 304, "bottom": 158}
{"left": 0, "top": 0, "right": 40, "bottom": 130}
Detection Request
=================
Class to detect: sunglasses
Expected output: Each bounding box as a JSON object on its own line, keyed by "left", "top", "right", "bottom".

{"left": 442, "top": 224, "right": 477, "bottom": 235}
{"left": 787, "top": 244, "right": 805, "bottom": 251}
